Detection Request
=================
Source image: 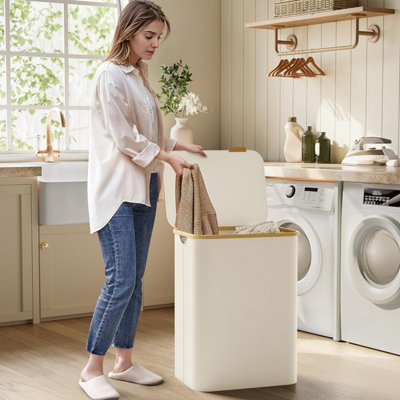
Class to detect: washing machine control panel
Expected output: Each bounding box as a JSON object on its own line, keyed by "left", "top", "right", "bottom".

{"left": 267, "top": 182, "right": 335, "bottom": 211}
{"left": 363, "top": 188, "right": 400, "bottom": 207}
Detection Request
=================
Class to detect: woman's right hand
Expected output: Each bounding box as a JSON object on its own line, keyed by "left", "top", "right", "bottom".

{"left": 156, "top": 150, "right": 193, "bottom": 176}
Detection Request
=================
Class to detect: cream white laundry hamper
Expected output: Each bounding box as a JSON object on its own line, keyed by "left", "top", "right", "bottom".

{"left": 163, "top": 149, "right": 298, "bottom": 392}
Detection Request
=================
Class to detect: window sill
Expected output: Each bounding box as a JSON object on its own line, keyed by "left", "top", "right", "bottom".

{"left": 0, "top": 151, "right": 88, "bottom": 163}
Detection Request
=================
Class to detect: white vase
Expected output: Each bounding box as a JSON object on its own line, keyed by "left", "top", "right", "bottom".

{"left": 170, "top": 117, "right": 193, "bottom": 144}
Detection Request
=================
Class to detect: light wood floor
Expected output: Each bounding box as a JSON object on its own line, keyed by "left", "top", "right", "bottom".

{"left": 1, "top": 308, "right": 400, "bottom": 400}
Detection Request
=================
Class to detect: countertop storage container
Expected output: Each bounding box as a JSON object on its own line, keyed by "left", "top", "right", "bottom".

{"left": 164, "top": 150, "right": 298, "bottom": 391}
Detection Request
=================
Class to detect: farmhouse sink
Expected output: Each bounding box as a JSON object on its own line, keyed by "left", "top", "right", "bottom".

{"left": 38, "top": 161, "right": 89, "bottom": 225}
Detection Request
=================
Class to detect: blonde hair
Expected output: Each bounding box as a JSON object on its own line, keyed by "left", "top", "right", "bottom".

{"left": 105, "top": 0, "right": 170, "bottom": 65}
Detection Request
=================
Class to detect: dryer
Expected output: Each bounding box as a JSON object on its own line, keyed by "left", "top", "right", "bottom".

{"left": 266, "top": 179, "right": 341, "bottom": 340}
{"left": 341, "top": 182, "right": 400, "bottom": 354}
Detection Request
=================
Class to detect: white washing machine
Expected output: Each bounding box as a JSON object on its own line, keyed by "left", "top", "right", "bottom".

{"left": 266, "top": 179, "right": 341, "bottom": 340}
{"left": 341, "top": 182, "right": 400, "bottom": 354}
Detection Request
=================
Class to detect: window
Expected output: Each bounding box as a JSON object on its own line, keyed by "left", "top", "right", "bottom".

{"left": 0, "top": 0, "right": 118, "bottom": 154}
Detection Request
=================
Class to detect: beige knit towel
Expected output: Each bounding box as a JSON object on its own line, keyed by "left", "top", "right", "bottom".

{"left": 175, "top": 164, "right": 219, "bottom": 235}
{"left": 234, "top": 220, "right": 280, "bottom": 234}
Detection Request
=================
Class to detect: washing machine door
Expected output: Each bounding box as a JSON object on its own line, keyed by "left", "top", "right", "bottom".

{"left": 272, "top": 211, "right": 321, "bottom": 295}
{"left": 349, "top": 216, "right": 400, "bottom": 305}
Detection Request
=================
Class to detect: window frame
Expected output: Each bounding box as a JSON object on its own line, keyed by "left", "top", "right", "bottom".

{"left": 0, "top": 0, "right": 120, "bottom": 159}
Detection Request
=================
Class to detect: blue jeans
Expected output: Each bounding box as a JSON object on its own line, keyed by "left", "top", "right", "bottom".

{"left": 86, "top": 174, "right": 158, "bottom": 356}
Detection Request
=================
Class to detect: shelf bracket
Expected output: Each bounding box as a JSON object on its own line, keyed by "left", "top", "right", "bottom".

{"left": 274, "top": 30, "right": 298, "bottom": 52}
{"left": 274, "top": 18, "right": 381, "bottom": 56}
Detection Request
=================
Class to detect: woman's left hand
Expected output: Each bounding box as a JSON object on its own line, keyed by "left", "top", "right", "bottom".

{"left": 174, "top": 142, "right": 207, "bottom": 157}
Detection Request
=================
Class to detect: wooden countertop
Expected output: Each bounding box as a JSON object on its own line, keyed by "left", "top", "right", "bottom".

{"left": 0, "top": 163, "right": 42, "bottom": 178}
{"left": 264, "top": 162, "right": 400, "bottom": 185}
{"left": 2, "top": 161, "right": 400, "bottom": 184}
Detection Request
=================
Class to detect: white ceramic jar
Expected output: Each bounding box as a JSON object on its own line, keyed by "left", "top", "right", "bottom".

{"left": 170, "top": 117, "right": 194, "bottom": 144}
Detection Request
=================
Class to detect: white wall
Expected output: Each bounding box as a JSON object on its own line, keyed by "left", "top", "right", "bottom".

{"left": 143, "top": 1, "right": 221, "bottom": 307}
{"left": 221, "top": 0, "right": 400, "bottom": 162}
{"left": 148, "top": 0, "right": 221, "bottom": 150}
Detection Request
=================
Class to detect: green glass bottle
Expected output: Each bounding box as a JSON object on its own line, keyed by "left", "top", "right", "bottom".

{"left": 302, "top": 126, "right": 315, "bottom": 163}
{"left": 315, "top": 132, "right": 331, "bottom": 164}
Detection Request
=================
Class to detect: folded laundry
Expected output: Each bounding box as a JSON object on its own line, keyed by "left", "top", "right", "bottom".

{"left": 175, "top": 164, "right": 219, "bottom": 235}
{"left": 234, "top": 220, "right": 280, "bottom": 234}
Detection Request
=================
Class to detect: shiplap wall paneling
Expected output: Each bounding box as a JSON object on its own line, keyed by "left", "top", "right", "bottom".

{"left": 231, "top": 0, "right": 244, "bottom": 148}
{"left": 334, "top": 20, "right": 351, "bottom": 162}
{"left": 350, "top": 18, "right": 367, "bottom": 147}
{"left": 244, "top": 1, "right": 256, "bottom": 151}
{"left": 382, "top": 4, "right": 400, "bottom": 152}
{"left": 292, "top": 25, "right": 308, "bottom": 128}
{"left": 221, "top": 0, "right": 400, "bottom": 161}
{"left": 319, "top": 22, "right": 337, "bottom": 161}
{"left": 366, "top": 15, "right": 384, "bottom": 139}
{"left": 266, "top": 0, "right": 281, "bottom": 161}
{"left": 221, "top": 0, "right": 232, "bottom": 150}
{"left": 306, "top": 24, "right": 322, "bottom": 131}
{"left": 278, "top": 29, "right": 294, "bottom": 161}
{"left": 255, "top": 0, "right": 268, "bottom": 160}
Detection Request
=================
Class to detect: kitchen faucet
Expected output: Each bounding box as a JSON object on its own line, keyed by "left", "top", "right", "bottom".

{"left": 36, "top": 107, "right": 65, "bottom": 162}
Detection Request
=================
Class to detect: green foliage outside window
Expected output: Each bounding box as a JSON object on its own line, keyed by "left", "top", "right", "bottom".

{"left": 0, "top": 0, "right": 116, "bottom": 151}
{"left": 0, "top": 1, "right": 5, "bottom": 47}
{"left": 69, "top": 5, "right": 115, "bottom": 56}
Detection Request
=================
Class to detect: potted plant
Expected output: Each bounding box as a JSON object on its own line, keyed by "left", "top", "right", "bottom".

{"left": 158, "top": 60, "right": 207, "bottom": 143}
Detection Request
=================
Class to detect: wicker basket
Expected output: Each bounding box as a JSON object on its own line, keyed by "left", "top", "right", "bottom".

{"left": 274, "top": 0, "right": 358, "bottom": 18}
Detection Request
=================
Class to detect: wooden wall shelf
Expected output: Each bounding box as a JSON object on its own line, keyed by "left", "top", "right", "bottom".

{"left": 245, "top": 6, "right": 395, "bottom": 56}
{"left": 245, "top": 6, "right": 394, "bottom": 30}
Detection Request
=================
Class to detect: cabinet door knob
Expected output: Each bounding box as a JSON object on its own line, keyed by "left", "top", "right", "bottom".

{"left": 41, "top": 242, "right": 49, "bottom": 250}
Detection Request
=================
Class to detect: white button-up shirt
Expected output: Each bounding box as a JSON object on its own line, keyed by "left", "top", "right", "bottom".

{"left": 88, "top": 60, "right": 176, "bottom": 233}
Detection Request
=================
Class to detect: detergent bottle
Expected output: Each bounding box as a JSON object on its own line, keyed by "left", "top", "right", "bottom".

{"left": 315, "top": 131, "right": 331, "bottom": 163}
{"left": 284, "top": 117, "right": 305, "bottom": 162}
{"left": 302, "top": 126, "right": 316, "bottom": 163}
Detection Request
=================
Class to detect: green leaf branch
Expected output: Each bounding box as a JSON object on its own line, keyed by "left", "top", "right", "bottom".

{"left": 157, "top": 60, "right": 192, "bottom": 116}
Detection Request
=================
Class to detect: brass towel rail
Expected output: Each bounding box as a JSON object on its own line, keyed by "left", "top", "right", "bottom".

{"left": 275, "top": 18, "right": 379, "bottom": 56}
{"left": 245, "top": 6, "right": 395, "bottom": 56}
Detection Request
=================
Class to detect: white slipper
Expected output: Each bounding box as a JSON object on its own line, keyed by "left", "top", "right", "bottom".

{"left": 78, "top": 375, "right": 120, "bottom": 400}
{"left": 108, "top": 364, "right": 163, "bottom": 386}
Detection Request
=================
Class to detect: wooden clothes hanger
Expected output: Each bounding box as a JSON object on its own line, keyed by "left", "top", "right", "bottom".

{"left": 304, "top": 56, "right": 325, "bottom": 76}
{"left": 270, "top": 59, "right": 293, "bottom": 76}
{"left": 289, "top": 57, "right": 325, "bottom": 77}
{"left": 267, "top": 59, "right": 289, "bottom": 76}
{"left": 274, "top": 58, "right": 298, "bottom": 77}
{"left": 284, "top": 58, "right": 308, "bottom": 77}
{"left": 267, "top": 56, "right": 325, "bottom": 78}
{"left": 268, "top": 58, "right": 289, "bottom": 76}
{"left": 290, "top": 57, "right": 317, "bottom": 77}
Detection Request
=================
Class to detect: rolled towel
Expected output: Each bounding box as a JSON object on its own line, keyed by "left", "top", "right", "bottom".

{"left": 234, "top": 220, "right": 280, "bottom": 234}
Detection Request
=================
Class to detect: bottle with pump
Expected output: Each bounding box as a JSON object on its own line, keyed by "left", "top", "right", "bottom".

{"left": 302, "top": 126, "right": 315, "bottom": 163}
{"left": 284, "top": 117, "right": 305, "bottom": 162}
{"left": 315, "top": 132, "right": 331, "bottom": 163}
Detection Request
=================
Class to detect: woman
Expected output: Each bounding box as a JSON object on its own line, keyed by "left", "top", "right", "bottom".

{"left": 80, "top": 1, "right": 206, "bottom": 399}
